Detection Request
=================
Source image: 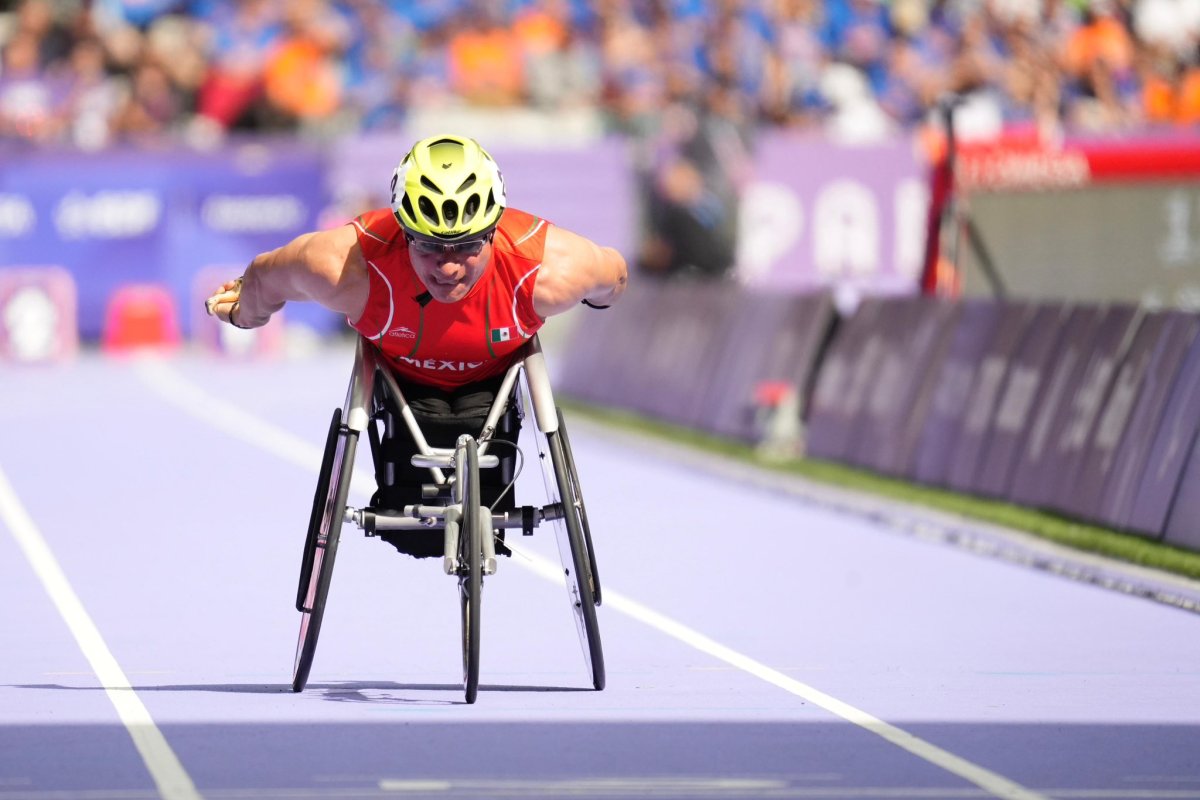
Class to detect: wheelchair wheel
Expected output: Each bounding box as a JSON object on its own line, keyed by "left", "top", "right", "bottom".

{"left": 556, "top": 409, "right": 601, "bottom": 606}
{"left": 543, "top": 424, "right": 605, "bottom": 691}
{"left": 292, "top": 408, "right": 359, "bottom": 693}
{"left": 458, "top": 437, "right": 483, "bottom": 704}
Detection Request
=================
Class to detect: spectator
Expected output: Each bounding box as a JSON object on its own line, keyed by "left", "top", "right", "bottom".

{"left": 13, "top": 0, "right": 73, "bottom": 69}
{"left": 1140, "top": 43, "right": 1200, "bottom": 124}
{"left": 261, "top": 0, "right": 349, "bottom": 129}
{"left": 113, "top": 57, "right": 182, "bottom": 138}
{"left": 447, "top": 1, "right": 525, "bottom": 106}
{"left": 823, "top": 0, "right": 893, "bottom": 95}
{"left": 341, "top": 0, "right": 418, "bottom": 129}
{"left": 637, "top": 75, "right": 753, "bottom": 280}
{"left": 0, "top": 0, "right": 1196, "bottom": 147}
{"left": 194, "top": 0, "right": 282, "bottom": 130}
{"left": 1063, "top": 0, "right": 1139, "bottom": 128}
{"left": 768, "top": 0, "right": 830, "bottom": 125}
{"left": 61, "top": 36, "right": 124, "bottom": 149}
{"left": 515, "top": 0, "right": 602, "bottom": 109}
{"left": 0, "top": 30, "right": 66, "bottom": 143}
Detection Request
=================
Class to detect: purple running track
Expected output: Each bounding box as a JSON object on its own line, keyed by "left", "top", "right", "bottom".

{"left": 1, "top": 344, "right": 1199, "bottom": 800}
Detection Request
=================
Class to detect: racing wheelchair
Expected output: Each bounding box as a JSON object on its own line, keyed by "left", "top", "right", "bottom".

{"left": 292, "top": 335, "right": 603, "bottom": 703}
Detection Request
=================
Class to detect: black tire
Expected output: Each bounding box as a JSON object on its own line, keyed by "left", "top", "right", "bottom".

{"left": 547, "top": 429, "right": 605, "bottom": 691}
{"left": 296, "top": 409, "right": 341, "bottom": 612}
{"left": 458, "top": 438, "right": 482, "bottom": 704}
{"left": 292, "top": 411, "right": 358, "bottom": 693}
{"left": 556, "top": 409, "right": 601, "bottom": 606}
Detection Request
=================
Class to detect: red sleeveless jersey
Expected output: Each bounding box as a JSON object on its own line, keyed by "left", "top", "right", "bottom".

{"left": 348, "top": 206, "right": 549, "bottom": 390}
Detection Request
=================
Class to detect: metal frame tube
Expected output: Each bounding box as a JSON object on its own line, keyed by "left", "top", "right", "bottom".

{"left": 521, "top": 337, "right": 559, "bottom": 435}
{"left": 344, "top": 338, "right": 377, "bottom": 433}
{"left": 371, "top": 341, "right": 530, "bottom": 479}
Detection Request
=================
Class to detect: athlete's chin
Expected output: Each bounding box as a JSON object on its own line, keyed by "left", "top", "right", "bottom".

{"left": 430, "top": 285, "right": 467, "bottom": 303}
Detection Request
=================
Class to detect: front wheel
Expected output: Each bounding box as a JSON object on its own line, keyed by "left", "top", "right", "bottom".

{"left": 545, "top": 427, "right": 605, "bottom": 691}
{"left": 457, "top": 437, "right": 482, "bottom": 704}
{"left": 556, "top": 408, "right": 601, "bottom": 606}
{"left": 292, "top": 409, "right": 358, "bottom": 692}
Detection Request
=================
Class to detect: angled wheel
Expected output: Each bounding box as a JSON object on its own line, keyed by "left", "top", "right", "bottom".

{"left": 292, "top": 408, "right": 359, "bottom": 692}
{"left": 540, "top": 422, "right": 605, "bottom": 691}
{"left": 555, "top": 409, "right": 601, "bottom": 606}
{"left": 457, "top": 437, "right": 482, "bottom": 704}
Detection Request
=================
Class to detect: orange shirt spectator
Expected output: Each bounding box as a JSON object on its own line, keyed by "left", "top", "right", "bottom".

{"left": 1143, "top": 67, "right": 1200, "bottom": 124}
{"left": 514, "top": 5, "right": 567, "bottom": 57}
{"left": 1065, "top": 12, "right": 1134, "bottom": 77}
{"left": 448, "top": 22, "right": 524, "bottom": 105}
{"left": 264, "top": 38, "right": 341, "bottom": 119}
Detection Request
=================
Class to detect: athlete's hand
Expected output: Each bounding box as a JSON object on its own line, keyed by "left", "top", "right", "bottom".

{"left": 204, "top": 277, "right": 248, "bottom": 328}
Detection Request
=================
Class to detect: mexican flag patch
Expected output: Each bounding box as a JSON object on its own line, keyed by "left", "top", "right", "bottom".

{"left": 490, "top": 327, "right": 512, "bottom": 343}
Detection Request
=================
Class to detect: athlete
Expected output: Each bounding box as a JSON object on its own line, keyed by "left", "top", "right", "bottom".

{"left": 205, "top": 134, "right": 627, "bottom": 556}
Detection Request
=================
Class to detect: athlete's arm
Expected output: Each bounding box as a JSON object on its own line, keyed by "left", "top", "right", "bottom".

{"left": 532, "top": 225, "right": 628, "bottom": 318}
{"left": 205, "top": 224, "right": 369, "bottom": 328}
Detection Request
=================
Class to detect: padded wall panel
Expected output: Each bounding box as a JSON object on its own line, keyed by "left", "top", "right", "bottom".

{"left": 703, "top": 291, "right": 834, "bottom": 441}
{"left": 887, "top": 302, "right": 964, "bottom": 478}
{"left": 1163, "top": 437, "right": 1200, "bottom": 552}
{"left": 558, "top": 279, "right": 664, "bottom": 407}
{"left": 677, "top": 284, "right": 751, "bottom": 427}
{"left": 855, "top": 298, "right": 962, "bottom": 476}
{"left": 1042, "top": 305, "right": 1142, "bottom": 517}
{"left": 909, "top": 300, "right": 1003, "bottom": 487}
{"left": 806, "top": 299, "right": 884, "bottom": 462}
{"left": 944, "top": 302, "right": 1038, "bottom": 494}
{"left": 1098, "top": 312, "right": 1200, "bottom": 532}
{"left": 1127, "top": 332, "right": 1200, "bottom": 537}
{"left": 1007, "top": 306, "right": 1105, "bottom": 509}
{"left": 636, "top": 282, "right": 740, "bottom": 425}
{"left": 701, "top": 291, "right": 798, "bottom": 439}
{"left": 755, "top": 292, "right": 835, "bottom": 416}
{"left": 973, "top": 303, "right": 1071, "bottom": 498}
{"left": 1064, "top": 310, "right": 1173, "bottom": 522}
{"left": 846, "top": 298, "right": 929, "bottom": 469}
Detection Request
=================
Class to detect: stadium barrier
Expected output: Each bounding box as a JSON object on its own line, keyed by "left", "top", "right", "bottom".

{"left": 971, "top": 303, "right": 1070, "bottom": 498}
{"left": 558, "top": 281, "right": 834, "bottom": 451}
{"left": 559, "top": 287, "right": 1200, "bottom": 553}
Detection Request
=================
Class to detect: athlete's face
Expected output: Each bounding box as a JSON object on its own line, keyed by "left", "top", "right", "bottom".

{"left": 407, "top": 233, "right": 494, "bottom": 303}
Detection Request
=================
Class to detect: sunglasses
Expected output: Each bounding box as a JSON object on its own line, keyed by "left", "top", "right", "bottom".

{"left": 406, "top": 232, "right": 493, "bottom": 258}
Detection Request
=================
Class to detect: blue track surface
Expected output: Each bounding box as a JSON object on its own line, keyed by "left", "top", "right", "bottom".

{"left": 2, "top": 343, "right": 1200, "bottom": 800}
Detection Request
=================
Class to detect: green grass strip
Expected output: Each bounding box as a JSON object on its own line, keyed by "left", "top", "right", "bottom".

{"left": 563, "top": 400, "right": 1200, "bottom": 582}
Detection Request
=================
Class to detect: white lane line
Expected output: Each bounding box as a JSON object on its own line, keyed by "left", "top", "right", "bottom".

{"left": 136, "top": 358, "right": 1047, "bottom": 800}
{"left": 503, "top": 550, "right": 1044, "bottom": 800}
{"left": 0, "top": 463, "right": 202, "bottom": 800}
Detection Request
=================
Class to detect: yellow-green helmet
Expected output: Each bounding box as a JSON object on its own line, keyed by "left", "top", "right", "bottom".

{"left": 390, "top": 134, "right": 506, "bottom": 240}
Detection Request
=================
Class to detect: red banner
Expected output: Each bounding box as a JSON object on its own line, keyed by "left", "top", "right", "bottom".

{"left": 958, "top": 133, "right": 1200, "bottom": 191}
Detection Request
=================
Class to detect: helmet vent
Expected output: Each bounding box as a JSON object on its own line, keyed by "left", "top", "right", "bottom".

{"left": 462, "top": 193, "right": 480, "bottom": 224}
{"left": 485, "top": 190, "right": 496, "bottom": 216}
{"left": 420, "top": 176, "right": 443, "bottom": 195}
{"left": 442, "top": 200, "right": 459, "bottom": 228}
{"left": 456, "top": 174, "right": 477, "bottom": 193}
{"left": 401, "top": 194, "right": 416, "bottom": 222}
{"left": 418, "top": 196, "right": 439, "bottom": 226}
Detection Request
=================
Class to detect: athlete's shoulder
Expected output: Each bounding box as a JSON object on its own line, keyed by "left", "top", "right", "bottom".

{"left": 351, "top": 207, "right": 404, "bottom": 254}
{"left": 495, "top": 207, "right": 551, "bottom": 259}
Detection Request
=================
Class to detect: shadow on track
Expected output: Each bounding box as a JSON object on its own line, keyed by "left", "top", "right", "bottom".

{"left": 11, "top": 681, "right": 592, "bottom": 698}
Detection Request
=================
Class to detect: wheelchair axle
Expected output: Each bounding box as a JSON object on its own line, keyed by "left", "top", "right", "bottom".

{"left": 346, "top": 502, "right": 564, "bottom": 534}
{"left": 344, "top": 502, "right": 566, "bottom": 577}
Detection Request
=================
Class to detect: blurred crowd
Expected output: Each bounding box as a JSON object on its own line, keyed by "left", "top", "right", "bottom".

{"left": 0, "top": 0, "right": 1198, "bottom": 152}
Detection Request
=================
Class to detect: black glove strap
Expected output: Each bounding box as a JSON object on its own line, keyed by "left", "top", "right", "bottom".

{"left": 581, "top": 299, "right": 611, "bottom": 310}
{"left": 229, "top": 300, "right": 252, "bottom": 329}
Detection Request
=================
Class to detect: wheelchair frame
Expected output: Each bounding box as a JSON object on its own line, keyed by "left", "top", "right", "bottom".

{"left": 291, "top": 335, "right": 604, "bottom": 703}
